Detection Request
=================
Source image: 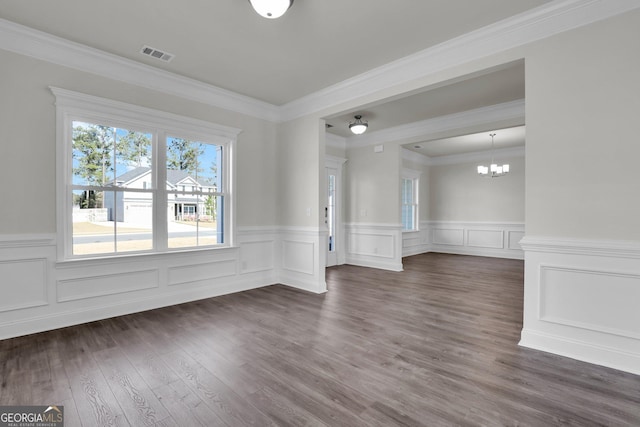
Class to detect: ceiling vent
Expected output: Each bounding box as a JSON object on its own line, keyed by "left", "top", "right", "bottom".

{"left": 140, "top": 45, "right": 175, "bottom": 62}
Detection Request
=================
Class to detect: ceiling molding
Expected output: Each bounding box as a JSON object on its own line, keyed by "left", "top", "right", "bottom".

{"left": 279, "top": 0, "right": 640, "bottom": 122}
{"left": 0, "top": 18, "right": 280, "bottom": 122}
{"left": 402, "top": 149, "right": 430, "bottom": 166}
{"left": 346, "top": 99, "right": 524, "bottom": 149}
{"left": 429, "top": 146, "right": 526, "bottom": 166}
{"left": 402, "top": 145, "right": 525, "bottom": 167}
{"left": 1, "top": 1, "right": 638, "bottom": 124}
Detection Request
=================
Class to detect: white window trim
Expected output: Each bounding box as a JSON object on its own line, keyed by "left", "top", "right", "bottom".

{"left": 401, "top": 168, "right": 421, "bottom": 232}
{"left": 52, "top": 87, "right": 241, "bottom": 261}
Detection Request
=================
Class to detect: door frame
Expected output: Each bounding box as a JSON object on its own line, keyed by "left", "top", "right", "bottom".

{"left": 325, "top": 155, "right": 346, "bottom": 267}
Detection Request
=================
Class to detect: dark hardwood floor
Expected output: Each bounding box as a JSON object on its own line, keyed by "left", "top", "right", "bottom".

{"left": 1, "top": 253, "right": 639, "bottom": 426}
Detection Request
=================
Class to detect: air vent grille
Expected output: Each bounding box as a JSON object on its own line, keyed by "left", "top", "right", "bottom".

{"left": 140, "top": 45, "right": 175, "bottom": 62}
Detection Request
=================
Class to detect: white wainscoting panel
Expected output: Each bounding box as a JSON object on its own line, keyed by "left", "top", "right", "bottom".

{"left": 58, "top": 268, "right": 159, "bottom": 302}
{"left": 239, "top": 241, "right": 275, "bottom": 274}
{"left": 349, "top": 233, "right": 394, "bottom": 258}
{"left": 539, "top": 266, "right": 640, "bottom": 339}
{"left": 237, "top": 227, "right": 278, "bottom": 287}
{"left": 467, "top": 229, "right": 504, "bottom": 249}
{"left": 0, "top": 236, "right": 55, "bottom": 317}
{"left": 0, "top": 258, "right": 48, "bottom": 312}
{"left": 432, "top": 228, "right": 464, "bottom": 246}
{"left": 0, "top": 228, "right": 289, "bottom": 340}
{"left": 282, "top": 240, "right": 315, "bottom": 275}
{"left": 168, "top": 260, "right": 237, "bottom": 287}
{"left": 402, "top": 228, "right": 429, "bottom": 257}
{"left": 427, "top": 222, "right": 524, "bottom": 259}
{"left": 345, "top": 224, "right": 403, "bottom": 271}
{"left": 520, "top": 236, "right": 640, "bottom": 376}
{"left": 278, "top": 227, "right": 327, "bottom": 294}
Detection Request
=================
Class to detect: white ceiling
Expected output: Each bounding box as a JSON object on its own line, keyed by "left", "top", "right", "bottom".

{"left": 0, "top": 0, "right": 551, "bottom": 105}
{"left": 326, "top": 61, "right": 525, "bottom": 138}
{"left": 406, "top": 125, "right": 526, "bottom": 158}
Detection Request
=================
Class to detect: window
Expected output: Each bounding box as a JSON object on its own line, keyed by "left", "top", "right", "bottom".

{"left": 71, "top": 122, "right": 154, "bottom": 255}
{"left": 401, "top": 169, "right": 420, "bottom": 231}
{"left": 53, "top": 88, "right": 239, "bottom": 260}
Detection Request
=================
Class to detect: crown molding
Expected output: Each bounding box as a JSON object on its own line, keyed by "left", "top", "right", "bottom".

{"left": 1, "top": 1, "right": 638, "bottom": 124}
{"left": 347, "top": 99, "right": 524, "bottom": 150}
{"left": 402, "top": 145, "right": 525, "bottom": 167}
{"left": 0, "top": 18, "right": 280, "bottom": 122}
{"left": 402, "top": 148, "right": 431, "bottom": 166}
{"left": 279, "top": 0, "right": 640, "bottom": 121}
{"left": 430, "top": 146, "right": 525, "bottom": 166}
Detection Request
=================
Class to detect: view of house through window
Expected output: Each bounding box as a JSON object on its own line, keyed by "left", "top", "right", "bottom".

{"left": 72, "top": 122, "right": 154, "bottom": 255}
{"left": 165, "top": 136, "right": 223, "bottom": 249}
{"left": 71, "top": 121, "right": 224, "bottom": 256}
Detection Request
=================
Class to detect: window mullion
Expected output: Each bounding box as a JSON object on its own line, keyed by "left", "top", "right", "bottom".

{"left": 155, "top": 131, "right": 168, "bottom": 252}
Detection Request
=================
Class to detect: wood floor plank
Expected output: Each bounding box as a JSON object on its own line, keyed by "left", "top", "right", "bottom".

{"left": 152, "top": 379, "right": 227, "bottom": 427}
{"left": 93, "top": 347, "right": 171, "bottom": 426}
{"left": 175, "top": 331, "right": 261, "bottom": 398}
{"left": 59, "top": 398, "right": 82, "bottom": 427}
{"left": 160, "top": 349, "right": 275, "bottom": 426}
{"left": 246, "top": 385, "right": 329, "bottom": 427}
{"left": 63, "top": 356, "right": 127, "bottom": 427}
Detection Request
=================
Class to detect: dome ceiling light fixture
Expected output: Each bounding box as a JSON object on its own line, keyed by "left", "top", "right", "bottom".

{"left": 349, "top": 115, "right": 368, "bottom": 135}
{"left": 249, "top": 0, "right": 294, "bottom": 19}
{"left": 477, "top": 133, "right": 510, "bottom": 177}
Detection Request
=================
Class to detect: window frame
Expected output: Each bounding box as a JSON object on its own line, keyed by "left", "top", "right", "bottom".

{"left": 53, "top": 87, "right": 240, "bottom": 261}
{"left": 401, "top": 168, "right": 421, "bottom": 232}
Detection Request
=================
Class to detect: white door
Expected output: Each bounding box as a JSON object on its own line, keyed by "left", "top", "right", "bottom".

{"left": 326, "top": 166, "right": 339, "bottom": 267}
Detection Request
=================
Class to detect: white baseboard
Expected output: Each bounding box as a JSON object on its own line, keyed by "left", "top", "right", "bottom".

{"left": 428, "top": 244, "right": 524, "bottom": 260}
{"left": 519, "top": 235, "right": 640, "bottom": 376}
{"left": 519, "top": 329, "right": 640, "bottom": 376}
{"left": 279, "top": 274, "right": 327, "bottom": 294}
{"left": 344, "top": 256, "right": 404, "bottom": 272}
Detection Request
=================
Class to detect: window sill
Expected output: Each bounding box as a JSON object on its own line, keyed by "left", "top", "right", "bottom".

{"left": 56, "top": 245, "right": 239, "bottom": 269}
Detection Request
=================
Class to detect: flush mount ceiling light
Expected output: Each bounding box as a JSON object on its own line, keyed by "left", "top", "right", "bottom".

{"left": 249, "top": 0, "right": 294, "bottom": 19}
{"left": 477, "top": 133, "right": 510, "bottom": 177}
{"left": 349, "top": 115, "right": 368, "bottom": 135}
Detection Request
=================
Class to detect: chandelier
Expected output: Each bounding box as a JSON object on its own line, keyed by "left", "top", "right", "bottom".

{"left": 249, "top": 0, "right": 294, "bottom": 19}
{"left": 477, "top": 133, "right": 509, "bottom": 177}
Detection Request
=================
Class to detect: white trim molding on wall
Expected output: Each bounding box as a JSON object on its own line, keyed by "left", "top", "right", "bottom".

{"left": 345, "top": 223, "right": 404, "bottom": 272}
{"left": 0, "top": 227, "right": 327, "bottom": 340}
{"left": 425, "top": 221, "right": 524, "bottom": 260}
{"left": 519, "top": 236, "right": 640, "bottom": 376}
